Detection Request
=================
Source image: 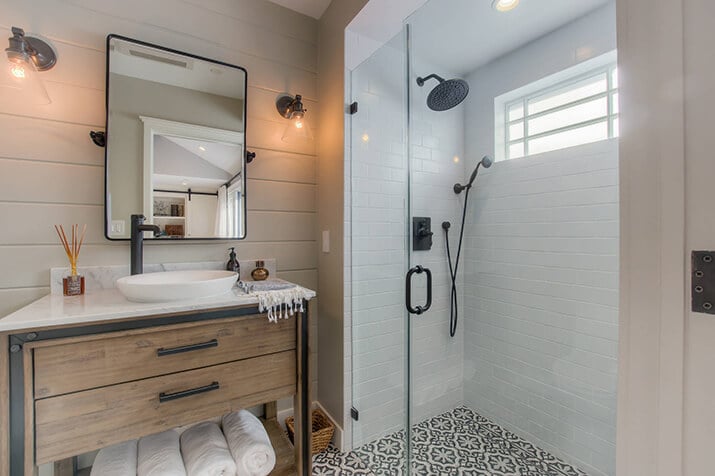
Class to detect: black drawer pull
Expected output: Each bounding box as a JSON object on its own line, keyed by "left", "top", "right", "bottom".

{"left": 159, "top": 382, "right": 220, "bottom": 403}
{"left": 156, "top": 339, "right": 218, "bottom": 357}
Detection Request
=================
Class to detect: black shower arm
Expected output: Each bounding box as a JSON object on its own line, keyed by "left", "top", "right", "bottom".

{"left": 416, "top": 73, "right": 446, "bottom": 86}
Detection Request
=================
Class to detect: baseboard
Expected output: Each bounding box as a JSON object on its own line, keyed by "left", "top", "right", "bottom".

{"left": 276, "top": 401, "right": 345, "bottom": 451}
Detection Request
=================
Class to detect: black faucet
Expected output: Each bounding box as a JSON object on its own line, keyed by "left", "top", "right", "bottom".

{"left": 130, "top": 214, "right": 161, "bottom": 275}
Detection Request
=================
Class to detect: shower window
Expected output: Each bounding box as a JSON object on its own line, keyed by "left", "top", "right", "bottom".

{"left": 499, "top": 57, "right": 618, "bottom": 160}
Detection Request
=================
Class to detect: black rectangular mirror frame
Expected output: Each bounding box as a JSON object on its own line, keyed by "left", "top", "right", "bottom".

{"left": 103, "top": 34, "right": 248, "bottom": 241}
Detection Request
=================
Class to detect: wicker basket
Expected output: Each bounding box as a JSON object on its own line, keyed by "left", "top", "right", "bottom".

{"left": 285, "top": 408, "right": 334, "bottom": 455}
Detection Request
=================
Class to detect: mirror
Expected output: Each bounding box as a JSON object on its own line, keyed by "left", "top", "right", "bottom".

{"left": 105, "top": 36, "right": 247, "bottom": 240}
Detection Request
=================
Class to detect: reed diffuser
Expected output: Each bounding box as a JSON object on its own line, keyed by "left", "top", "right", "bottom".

{"left": 54, "top": 224, "right": 87, "bottom": 296}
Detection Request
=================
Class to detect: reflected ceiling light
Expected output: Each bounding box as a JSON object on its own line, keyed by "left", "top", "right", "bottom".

{"left": 492, "top": 0, "right": 520, "bottom": 12}
{"left": 453, "top": 156, "right": 460, "bottom": 163}
{"left": 5, "top": 26, "right": 57, "bottom": 104}
{"left": 276, "top": 93, "right": 313, "bottom": 142}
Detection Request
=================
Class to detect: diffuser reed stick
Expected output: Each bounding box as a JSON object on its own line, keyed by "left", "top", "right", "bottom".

{"left": 54, "top": 224, "right": 86, "bottom": 276}
{"left": 54, "top": 224, "right": 87, "bottom": 296}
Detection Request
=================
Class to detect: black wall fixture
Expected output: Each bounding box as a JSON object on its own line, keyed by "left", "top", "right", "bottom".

{"left": 89, "top": 131, "right": 106, "bottom": 147}
{"left": 413, "top": 217, "right": 433, "bottom": 251}
{"left": 246, "top": 150, "right": 256, "bottom": 163}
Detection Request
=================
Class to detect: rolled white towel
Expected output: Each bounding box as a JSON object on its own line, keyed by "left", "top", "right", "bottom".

{"left": 91, "top": 439, "right": 138, "bottom": 476}
{"left": 138, "top": 430, "right": 187, "bottom": 476}
{"left": 180, "top": 422, "right": 237, "bottom": 476}
{"left": 222, "top": 410, "right": 276, "bottom": 476}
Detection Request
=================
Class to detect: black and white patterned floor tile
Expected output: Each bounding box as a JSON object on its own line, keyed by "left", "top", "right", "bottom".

{"left": 312, "top": 406, "right": 589, "bottom": 476}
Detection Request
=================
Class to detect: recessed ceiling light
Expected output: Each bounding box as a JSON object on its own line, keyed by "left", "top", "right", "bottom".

{"left": 198, "top": 146, "right": 206, "bottom": 151}
{"left": 492, "top": 0, "right": 520, "bottom": 12}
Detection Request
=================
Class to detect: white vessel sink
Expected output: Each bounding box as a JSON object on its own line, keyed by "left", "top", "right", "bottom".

{"left": 116, "top": 270, "right": 237, "bottom": 303}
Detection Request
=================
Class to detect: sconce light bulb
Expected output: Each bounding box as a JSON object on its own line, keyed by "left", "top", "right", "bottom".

{"left": 453, "top": 156, "right": 460, "bottom": 163}
{"left": 10, "top": 63, "right": 25, "bottom": 78}
{"left": 362, "top": 133, "right": 370, "bottom": 143}
{"left": 295, "top": 119, "right": 304, "bottom": 129}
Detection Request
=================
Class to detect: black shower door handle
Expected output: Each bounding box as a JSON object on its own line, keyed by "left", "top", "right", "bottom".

{"left": 406, "top": 265, "right": 432, "bottom": 315}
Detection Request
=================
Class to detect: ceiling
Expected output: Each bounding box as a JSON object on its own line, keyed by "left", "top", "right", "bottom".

{"left": 409, "top": 0, "right": 612, "bottom": 74}
{"left": 266, "top": 0, "right": 333, "bottom": 19}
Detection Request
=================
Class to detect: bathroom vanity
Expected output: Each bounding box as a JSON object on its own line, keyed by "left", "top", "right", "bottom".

{"left": 0, "top": 286, "right": 314, "bottom": 476}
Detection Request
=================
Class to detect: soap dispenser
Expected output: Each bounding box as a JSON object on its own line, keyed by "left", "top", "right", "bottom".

{"left": 226, "top": 247, "right": 240, "bottom": 280}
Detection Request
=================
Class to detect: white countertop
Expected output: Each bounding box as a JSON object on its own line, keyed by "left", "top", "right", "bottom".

{"left": 0, "top": 285, "right": 316, "bottom": 333}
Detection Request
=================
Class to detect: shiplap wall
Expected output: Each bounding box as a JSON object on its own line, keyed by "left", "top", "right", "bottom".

{"left": 0, "top": 0, "right": 320, "bottom": 398}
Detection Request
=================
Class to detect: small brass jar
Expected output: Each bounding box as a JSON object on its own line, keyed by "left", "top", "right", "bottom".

{"left": 251, "top": 260, "right": 269, "bottom": 281}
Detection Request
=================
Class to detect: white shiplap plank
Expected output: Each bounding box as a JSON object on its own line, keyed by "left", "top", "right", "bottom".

{"left": 0, "top": 159, "right": 104, "bottom": 204}
{"left": 0, "top": 114, "right": 104, "bottom": 166}
{"left": 247, "top": 180, "right": 316, "bottom": 212}
{"left": 244, "top": 211, "right": 317, "bottom": 242}
{"left": 247, "top": 149, "right": 316, "bottom": 184}
{"left": 0, "top": 81, "right": 105, "bottom": 127}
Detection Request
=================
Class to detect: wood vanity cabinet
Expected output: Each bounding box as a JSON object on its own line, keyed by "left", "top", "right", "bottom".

{"left": 0, "top": 303, "right": 311, "bottom": 476}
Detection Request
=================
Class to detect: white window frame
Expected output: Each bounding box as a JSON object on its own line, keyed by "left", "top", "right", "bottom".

{"left": 494, "top": 51, "right": 618, "bottom": 161}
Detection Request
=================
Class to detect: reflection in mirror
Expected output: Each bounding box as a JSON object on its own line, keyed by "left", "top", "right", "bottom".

{"left": 105, "top": 36, "right": 247, "bottom": 239}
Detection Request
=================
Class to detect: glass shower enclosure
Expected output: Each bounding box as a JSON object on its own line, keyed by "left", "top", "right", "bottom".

{"left": 348, "top": 1, "right": 619, "bottom": 475}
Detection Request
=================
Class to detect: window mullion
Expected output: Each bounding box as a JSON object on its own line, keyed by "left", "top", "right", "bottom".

{"left": 523, "top": 98, "right": 529, "bottom": 157}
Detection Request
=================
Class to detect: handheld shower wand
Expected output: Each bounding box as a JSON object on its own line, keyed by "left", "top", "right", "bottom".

{"left": 453, "top": 155, "right": 492, "bottom": 194}
{"left": 443, "top": 155, "right": 493, "bottom": 337}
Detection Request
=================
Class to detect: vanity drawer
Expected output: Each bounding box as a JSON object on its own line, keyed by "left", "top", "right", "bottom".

{"left": 33, "top": 313, "right": 295, "bottom": 398}
{"left": 34, "top": 350, "right": 296, "bottom": 465}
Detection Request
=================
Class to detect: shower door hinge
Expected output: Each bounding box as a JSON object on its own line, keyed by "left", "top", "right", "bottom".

{"left": 351, "top": 406, "right": 359, "bottom": 421}
{"left": 349, "top": 102, "right": 358, "bottom": 115}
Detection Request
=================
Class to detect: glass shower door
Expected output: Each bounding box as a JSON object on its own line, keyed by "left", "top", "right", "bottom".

{"left": 349, "top": 28, "right": 412, "bottom": 474}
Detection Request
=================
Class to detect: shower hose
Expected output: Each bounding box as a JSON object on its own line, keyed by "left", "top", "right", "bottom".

{"left": 444, "top": 186, "right": 471, "bottom": 337}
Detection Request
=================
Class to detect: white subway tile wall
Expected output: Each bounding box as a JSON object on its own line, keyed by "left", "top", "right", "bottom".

{"left": 463, "top": 140, "right": 619, "bottom": 476}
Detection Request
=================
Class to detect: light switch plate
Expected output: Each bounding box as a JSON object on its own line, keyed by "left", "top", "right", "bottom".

{"left": 322, "top": 230, "right": 330, "bottom": 253}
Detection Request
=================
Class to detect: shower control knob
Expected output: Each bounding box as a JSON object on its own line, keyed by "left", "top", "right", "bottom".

{"left": 418, "top": 227, "right": 433, "bottom": 238}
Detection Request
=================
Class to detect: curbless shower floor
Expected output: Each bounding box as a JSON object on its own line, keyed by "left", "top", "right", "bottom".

{"left": 313, "top": 406, "right": 589, "bottom": 475}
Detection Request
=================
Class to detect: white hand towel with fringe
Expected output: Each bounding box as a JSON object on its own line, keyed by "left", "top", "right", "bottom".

{"left": 90, "top": 439, "right": 138, "bottom": 476}
{"left": 138, "top": 430, "right": 186, "bottom": 476}
{"left": 255, "top": 286, "right": 312, "bottom": 323}
{"left": 180, "top": 422, "right": 237, "bottom": 476}
{"left": 222, "top": 410, "right": 276, "bottom": 476}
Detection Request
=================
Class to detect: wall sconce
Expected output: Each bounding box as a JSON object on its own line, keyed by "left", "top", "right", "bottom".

{"left": 276, "top": 94, "right": 313, "bottom": 142}
{"left": 5, "top": 27, "right": 57, "bottom": 105}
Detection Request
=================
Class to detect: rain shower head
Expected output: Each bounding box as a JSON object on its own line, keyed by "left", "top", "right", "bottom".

{"left": 416, "top": 73, "right": 469, "bottom": 111}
